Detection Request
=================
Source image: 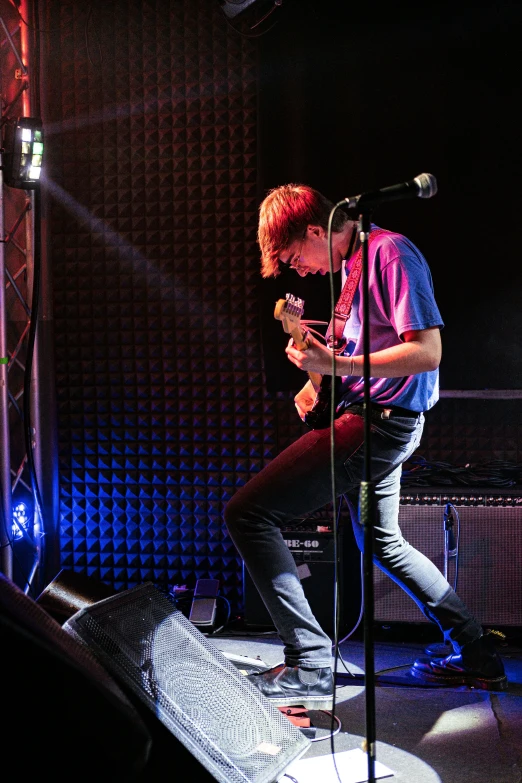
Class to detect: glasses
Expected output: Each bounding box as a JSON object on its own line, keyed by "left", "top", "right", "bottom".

{"left": 281, "top": 230, "right": 306, "bottom": 270}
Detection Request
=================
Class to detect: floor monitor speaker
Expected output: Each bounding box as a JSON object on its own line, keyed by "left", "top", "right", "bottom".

{"left": 63, "top": 582, "right": 310, "bottom": 783}
{"left": 36, "top": 568, "right": 116, "bottom": 624}
{"left": 0, "top": 573, "right": 151, "bottom": 781}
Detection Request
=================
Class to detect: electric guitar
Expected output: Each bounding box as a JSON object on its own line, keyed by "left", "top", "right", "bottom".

{"left": 274, "top": 293, "right": 340, "bottom": 429}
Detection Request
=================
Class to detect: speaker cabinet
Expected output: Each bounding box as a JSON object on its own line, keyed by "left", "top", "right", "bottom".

{"left": 374, "top": 492, "right": 522, "bottom": 627}
{"left": 243, "top": 527, "right": 362, "bottom": 636}
{"left": 36, "top": 568, "right": 116, "bottom": 623}
{"left": 63, "top": 582, "right": 310, "bottom": 783}
{"left": 0, "top": 573, "right": 151, "bottom": 781}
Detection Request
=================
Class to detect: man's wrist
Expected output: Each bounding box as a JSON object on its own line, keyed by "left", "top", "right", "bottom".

{"left": 332, "top": 354, "right": 355, "bottom": 376}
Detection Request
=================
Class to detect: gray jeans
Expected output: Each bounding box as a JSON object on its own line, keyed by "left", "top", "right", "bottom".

{"left": 224, "top": 408, "right": 483, "bottom": 668}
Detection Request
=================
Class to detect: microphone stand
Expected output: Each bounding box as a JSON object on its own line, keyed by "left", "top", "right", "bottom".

{"left": 358, "top": 208, "right": 377, "bottom": 783}
{"left": 443, "top": 504, "right": 457, "bottom": 580}
{"left": 425, "top": 504, "right": 457, "bottom": 656}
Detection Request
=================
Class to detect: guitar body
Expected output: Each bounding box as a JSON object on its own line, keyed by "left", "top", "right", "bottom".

{"left": 274, "top": 293, "right": 341, "bottom": 430}
{"left": 303, "top": 375, "right": 342, "bottom": 429}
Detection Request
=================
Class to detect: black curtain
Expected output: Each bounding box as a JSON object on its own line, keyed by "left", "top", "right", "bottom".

{"left": 257, "top": 0, "right": 522, "bottom": 392}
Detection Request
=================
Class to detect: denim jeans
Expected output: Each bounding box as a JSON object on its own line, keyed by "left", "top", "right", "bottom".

{"left": 224, "top": 408, "right": 483, "bottom": 668}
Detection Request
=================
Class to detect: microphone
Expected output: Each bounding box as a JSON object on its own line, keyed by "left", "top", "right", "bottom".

{"left": 341, "top": 172, "right": 438, "bottom": 211}
{"left": 443, "top": 503, "right": 457, "bottom": 557}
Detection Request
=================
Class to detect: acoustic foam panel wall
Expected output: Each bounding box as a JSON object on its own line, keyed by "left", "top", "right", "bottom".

{"left": 46, "top": 1, "right": 264, "bottom": 607}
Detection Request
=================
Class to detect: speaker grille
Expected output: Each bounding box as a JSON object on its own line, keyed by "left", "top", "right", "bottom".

{"left": 374, "top": 495, "right": 522, "bottom": 626}
{"left": 63, "top": 583, "right": 309, "bottom": 783}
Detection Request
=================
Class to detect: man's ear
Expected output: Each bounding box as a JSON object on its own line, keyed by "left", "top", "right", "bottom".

{"left": 307, "top": 224, "right": 327, "bottom": 240}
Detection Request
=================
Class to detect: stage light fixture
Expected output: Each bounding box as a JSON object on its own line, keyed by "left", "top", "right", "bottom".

{"left": 221, "top": 0, "right": 278, "bottom": 19}
{"left": 2, "top": 117, "right": 44, "bottom": 189}
{"left": 12, "top": 502, "right": 29, "bottom": 541}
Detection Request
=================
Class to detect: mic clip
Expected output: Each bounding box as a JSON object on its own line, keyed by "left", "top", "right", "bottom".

{"left": 443, "top": 503, "right": 457, "bottom": 557}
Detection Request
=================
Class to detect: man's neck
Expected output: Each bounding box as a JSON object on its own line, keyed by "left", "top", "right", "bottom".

{"left": 342, "top": 221, "right": 359, "bottom": 260}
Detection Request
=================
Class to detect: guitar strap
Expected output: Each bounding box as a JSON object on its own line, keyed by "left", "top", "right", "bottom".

{"left": 325, "top": 227, "right": 387, "bottom": 353}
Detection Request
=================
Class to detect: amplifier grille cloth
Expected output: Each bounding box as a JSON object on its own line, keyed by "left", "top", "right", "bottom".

{"left": 375, "top": 504, "right": 522, "bottom": 626}
{"left": 63, "top": 583, "right": 309, "bottom": 783}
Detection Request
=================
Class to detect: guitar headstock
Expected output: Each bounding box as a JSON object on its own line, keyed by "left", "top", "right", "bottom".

{"left": 274, "top": 293, "right": 305, "bottom": 334}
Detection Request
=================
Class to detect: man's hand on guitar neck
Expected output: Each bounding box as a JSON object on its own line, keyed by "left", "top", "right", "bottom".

{"left": 286, "top": 332, "right": 348, "bottom": 376}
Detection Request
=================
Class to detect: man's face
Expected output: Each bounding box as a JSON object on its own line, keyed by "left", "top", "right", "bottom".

{"left": 279, "top": 226, "right": 341, "bottom": 276}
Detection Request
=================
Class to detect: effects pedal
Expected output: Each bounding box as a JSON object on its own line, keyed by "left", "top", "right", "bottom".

{"left": 189, "top": 578, "right": 220, "bottom": 627}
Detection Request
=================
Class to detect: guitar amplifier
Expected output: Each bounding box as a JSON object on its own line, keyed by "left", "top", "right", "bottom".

{"left": 242, "top": 523, "right": 362, "bottom": 636}
{"left": 374, "top": 490, "right": 522, "bottom": 627}
{"left": 243, "top": 491, "right": 522, "bottom": 633}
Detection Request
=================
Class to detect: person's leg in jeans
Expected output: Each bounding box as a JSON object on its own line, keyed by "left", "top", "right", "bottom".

{"left": 343, "top": 414, "right": 507, "bottom": 690}
{"left": 225, "top": 412, "right": 369, "bottom": 670}
{"left": 223, "top": 410, "right": 417, "bottom": 705}
{"left": 225, "top": 409, "right": 506, "bottom": 703}
{"left": 224, "top": 411, "right": 370, "bottom": 707}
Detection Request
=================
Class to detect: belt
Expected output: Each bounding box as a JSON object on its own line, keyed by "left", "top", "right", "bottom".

{"left": 347, "top": 403, "right": 420, "bottom": 420}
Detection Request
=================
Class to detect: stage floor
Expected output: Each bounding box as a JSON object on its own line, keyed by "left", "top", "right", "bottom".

{"left": 207, "top": 624, "right": 522, "bottom": 783}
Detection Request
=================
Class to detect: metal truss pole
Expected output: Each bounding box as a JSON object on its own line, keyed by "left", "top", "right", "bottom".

{"left": 30, "top": 0, "right": 61, "bottom": 589}
{"left": 0, "top": 162, "right": 12, "bottom": 579}
{"left": 0, "top": 0, "right": 60, "bottom": 593}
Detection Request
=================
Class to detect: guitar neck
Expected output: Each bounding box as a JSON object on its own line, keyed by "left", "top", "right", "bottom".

{"left": 289, "top": 327, "right": 322, "bottom": 392}
{"left": 289, "top": 326, "right": 308, "bottom": 351}
{"left": 307, "top": 371, "right": 322, "bottom": 392}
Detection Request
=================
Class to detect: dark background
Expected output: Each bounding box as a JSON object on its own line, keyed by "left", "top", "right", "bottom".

{"left": 256, "top": 0, "right": 522, "bottom": 392}
{"left": 32, "top": 0, "right": 522, "bottom": 610}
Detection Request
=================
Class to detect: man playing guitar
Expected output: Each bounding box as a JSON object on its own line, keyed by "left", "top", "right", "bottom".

{"left": 224, "top": 183, "right": 506, "bottom": 709}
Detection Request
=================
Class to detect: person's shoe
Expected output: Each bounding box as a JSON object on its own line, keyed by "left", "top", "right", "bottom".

{"left": 411, "top": 633, "right": 508, "bottom": 691}
{"left": 246, "top": 663, "right": 334, "bottom": 709}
